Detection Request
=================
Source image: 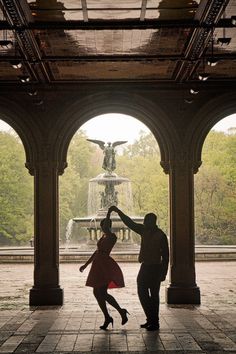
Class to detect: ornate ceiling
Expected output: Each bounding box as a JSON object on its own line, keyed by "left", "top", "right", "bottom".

{"left": 0, "top": 0, "right": 235, "bottom": 83}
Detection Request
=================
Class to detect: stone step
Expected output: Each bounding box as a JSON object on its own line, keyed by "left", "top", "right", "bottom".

{"left": 0, "top": 246, "right": 236, "bottom": 263}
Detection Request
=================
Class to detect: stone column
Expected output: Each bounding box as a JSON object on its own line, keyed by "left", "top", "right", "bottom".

{"left": 29, "top": 161, "right": 63, "bottom": 305}
{"left": 166, "top": 158, "right": 200, "bottom": 304}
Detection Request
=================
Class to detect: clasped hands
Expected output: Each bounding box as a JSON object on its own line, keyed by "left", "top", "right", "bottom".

{"left": 106, "top": 206, "right": 119, "bottom": 221}
{"left": 108, "top": 206, "right": 119, "bottom": 214}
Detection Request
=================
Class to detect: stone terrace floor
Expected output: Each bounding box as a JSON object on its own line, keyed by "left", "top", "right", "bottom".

{"left": 0, "top": 262, "right": 235, "bottom": 354}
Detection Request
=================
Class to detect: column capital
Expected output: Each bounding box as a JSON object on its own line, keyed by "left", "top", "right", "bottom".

{"left": 161, "top": 159, "right": 202, "bottom": 175}
{"left": 171, "top": 159, "right": 202, "bottom": 173}
{"left": 25, "top": 159, "right": 68, "bottom": 176}
{"left": 161, "top": 149, "right": 202, "bottom": 175}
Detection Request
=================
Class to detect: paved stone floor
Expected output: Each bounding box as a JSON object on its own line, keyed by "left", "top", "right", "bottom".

{"left": 0, "top": 262, "right": 235, "bottom": 353}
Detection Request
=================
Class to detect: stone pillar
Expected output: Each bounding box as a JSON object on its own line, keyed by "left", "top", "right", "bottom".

{"left": 166, "top": 159, "right": 200, "bottom": 304}
{"left": 29, "top": 161, "right": 63, "bottom": 305}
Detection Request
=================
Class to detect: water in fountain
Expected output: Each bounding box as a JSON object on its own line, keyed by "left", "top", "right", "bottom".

{"left": 65, "top": 218, "right": 74, "bottom": 248}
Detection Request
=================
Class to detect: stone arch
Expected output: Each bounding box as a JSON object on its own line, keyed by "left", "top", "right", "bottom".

{"left": 54, "top": 91, "right": 180, "bottom": 174}
{"left": 186, "top": 92, "right": 236, "bottom": 170}
{"left": 0, "top": 98, "right": 39, "bottom": 174}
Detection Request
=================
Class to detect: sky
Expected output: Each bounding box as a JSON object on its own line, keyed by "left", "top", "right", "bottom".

{"left": 0, "top": 113, "right": 235, "bottom": 143}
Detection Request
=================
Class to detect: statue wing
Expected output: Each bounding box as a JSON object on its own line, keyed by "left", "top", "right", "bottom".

{"left": 87, "top": 139, "right": 106, "bottom": 150}
{"left": 112, "top": 141, "right": 128, "bottom": 148}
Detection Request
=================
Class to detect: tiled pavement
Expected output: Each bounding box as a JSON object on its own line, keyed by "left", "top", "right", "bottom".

{"left": 0, "top": 262, "right": 235, "bottom": 353}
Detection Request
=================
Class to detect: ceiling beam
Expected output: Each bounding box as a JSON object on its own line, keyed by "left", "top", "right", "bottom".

{"left": 1, "top": 0, "right": 52, "bottom": 83}
{"left": 174, "top": 0, "right": 231, "bottom": 82}
{"left": 140, "top": 0, "right": 147, "bottom": 22}
{"left": 0, "top": 18, "right": 234, "bottom": 30}
{"left": 81, "top": 0, "right": 88, "bottom": 23}
{"left": 1, "top": 53, "right": 235, "bottom": 63}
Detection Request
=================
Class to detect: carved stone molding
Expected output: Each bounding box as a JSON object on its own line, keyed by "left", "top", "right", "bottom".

{"left": 160, "top": 160, "right": 170, "bottom": 174}
{"left": 167, "top": 158, "right": 202, "bottom": 175}
{"left": 58, "top": 161, "right": 68, "bottom": 176}
{"left": 25, "top": 161, "right": 35, "bottom": 176}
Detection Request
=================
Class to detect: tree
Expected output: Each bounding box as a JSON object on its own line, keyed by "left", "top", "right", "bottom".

{"left": 195, "top": 129, "right": 236, "bottom": 244}
{"left": 0, "top": 131, "right": 33, "bottom": 245}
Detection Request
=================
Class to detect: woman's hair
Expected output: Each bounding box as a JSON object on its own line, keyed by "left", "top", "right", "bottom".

{"left": 100, "top": 218, "right": 112, "bottom": 228}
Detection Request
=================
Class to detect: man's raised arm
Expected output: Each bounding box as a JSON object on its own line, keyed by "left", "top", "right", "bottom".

{"left": 108, "top": 206, "right": 144, "bottom": 235}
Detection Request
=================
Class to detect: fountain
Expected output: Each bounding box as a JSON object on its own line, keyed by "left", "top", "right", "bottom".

{"left": 69, "top": 139, "right": 143, "bottom": 248}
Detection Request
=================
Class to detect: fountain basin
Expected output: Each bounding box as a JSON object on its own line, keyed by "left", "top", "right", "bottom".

{"left": 90, "top": 173, "right": 130, "bottom": 185}
{"left": 73, "top": 215, "right": 144, "bottom": 246}
{"left": 73, "top": 215, "right": 144, "bottom": 228}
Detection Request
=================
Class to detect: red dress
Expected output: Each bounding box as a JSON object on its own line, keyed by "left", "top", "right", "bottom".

{"left": 86, "top": 233, "right": 125, "bottom": 289}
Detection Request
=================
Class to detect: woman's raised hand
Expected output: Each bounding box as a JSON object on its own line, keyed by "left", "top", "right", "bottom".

{"left": 79, "top": 264, "right": 86, "bottom": 273}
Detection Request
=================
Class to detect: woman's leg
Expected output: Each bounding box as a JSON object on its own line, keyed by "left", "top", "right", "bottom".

{"left": 105, "top": 288, "right": 122, "bottom": 312}
{"left": 93, "top": 286, "right": 110, "bottom": 319}
{"left": 104, "top": 285, "right": 129, "bottom": 324}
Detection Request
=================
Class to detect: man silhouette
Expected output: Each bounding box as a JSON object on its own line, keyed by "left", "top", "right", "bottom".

{"left": 109, "top": 206, "right": 169, "bottom": 331}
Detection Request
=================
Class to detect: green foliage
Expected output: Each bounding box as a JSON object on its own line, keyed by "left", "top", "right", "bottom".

{"left": 195, "top": 129, "right": 236, "bottom": 244}
{"left": 0, "top": 131, "right": 33, "bottom": 245}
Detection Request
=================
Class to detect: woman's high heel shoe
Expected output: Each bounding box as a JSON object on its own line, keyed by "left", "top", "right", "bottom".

{"left": 120, "top": 309, "right": 130, "bottom": 325}
{"left": 100, "top": 316, "right": 113, "bottom": 330}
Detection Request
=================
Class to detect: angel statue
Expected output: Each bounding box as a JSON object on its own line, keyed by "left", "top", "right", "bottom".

{"left": 87, "top": 139, "right": 127, "bottom": 174}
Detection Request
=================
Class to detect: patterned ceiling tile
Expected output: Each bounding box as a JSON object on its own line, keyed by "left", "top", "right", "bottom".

{"left": 28, "top": 0, "right": 82, "bottom": 10}
{"left": 87, "top": 10, "right": 141, "bottom": 20}
{"left": 85, "top": 1, "right": 142, "bottom": 8}
{"left": 49, "top": 60, "right": 176, "bottom": 80}
{"left": 224, "top": 0, "right": 236, "bottom": 17}
{"left": 27, "top": 0, "right": 201, "bottom": 21}
{"left": 36, "top": 28, "right": 190, "bottom": 56}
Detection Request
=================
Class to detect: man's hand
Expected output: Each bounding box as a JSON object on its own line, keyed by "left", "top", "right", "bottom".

{"left": 79, "top": 264, "right": 86, "bottom": 273}
{"left": 108, "top": 206, "right": 119, "bottom": 213}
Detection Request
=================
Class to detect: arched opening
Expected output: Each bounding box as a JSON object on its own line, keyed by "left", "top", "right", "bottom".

{"left": 195, "top": 114, "right": 236, "bottom": 247}
{"left": 59, "top": 113, "right": 169, "bottom": 303}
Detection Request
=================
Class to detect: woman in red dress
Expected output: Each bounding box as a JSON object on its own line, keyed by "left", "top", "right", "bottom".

{"left": 79, "top": 213, "right": 129, "bottom": 330}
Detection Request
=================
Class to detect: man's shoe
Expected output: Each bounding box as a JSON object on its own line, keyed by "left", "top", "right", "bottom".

{"left": 140, "top": 322, "right": 150, "bottom": 328}
{"left": 146, "top": 324, "right": 160, "bottom": 331}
